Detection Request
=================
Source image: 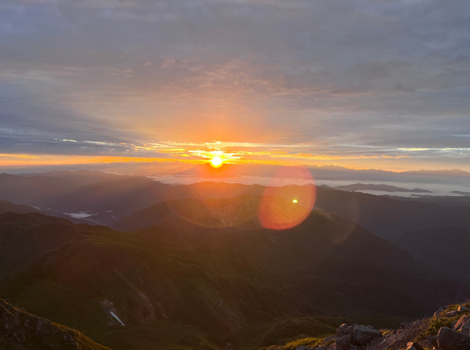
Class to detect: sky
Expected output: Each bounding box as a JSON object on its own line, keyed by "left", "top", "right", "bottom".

{"left": 1, "top": 0, "right": 470, "bottom": 172}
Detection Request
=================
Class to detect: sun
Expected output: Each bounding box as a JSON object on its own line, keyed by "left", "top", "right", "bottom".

{"left": 210, "top": 156, "right": 224, "bottom": 168}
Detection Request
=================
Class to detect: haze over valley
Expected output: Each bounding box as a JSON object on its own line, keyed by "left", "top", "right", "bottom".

{"left": 2, "top": 0, "right": 470, "bottom": 349}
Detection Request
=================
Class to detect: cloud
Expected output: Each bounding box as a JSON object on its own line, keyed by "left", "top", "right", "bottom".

{"left": 0, "top": 0, "right": 470, "bottom": 170}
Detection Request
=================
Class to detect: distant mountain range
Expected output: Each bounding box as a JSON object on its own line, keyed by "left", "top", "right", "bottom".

{"left": 394, "top": 194, "right": 470, "bottom": 210}
{"left": 173, "top": 163, "right": 470, "bottom": 183}
{"left": 2, "top": 170, "right": 470, "bottom": 349}
{"left": 451, "top": 190, "right": 470, "bottom": 195}
{"left": 333, "top": 183, "right": 431, "bottom": 193}
{"left": 2, "top": 171, "right": 470, "bottom": 238}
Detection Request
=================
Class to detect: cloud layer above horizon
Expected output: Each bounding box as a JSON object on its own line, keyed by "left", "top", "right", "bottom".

{"left": 1, "top": 0, "right": 470, "bottom": 171}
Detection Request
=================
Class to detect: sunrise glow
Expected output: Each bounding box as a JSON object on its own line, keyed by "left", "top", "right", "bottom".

{"left": 210, "top": 156, "right": 224, "bottom": 168}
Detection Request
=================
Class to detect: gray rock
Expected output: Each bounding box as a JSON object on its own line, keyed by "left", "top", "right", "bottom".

{"left": 406, "top": 342, "right": 424, "bottom": 350}
{"left": 335, "top": 335, "right": 352, "bottom": 350}
{"left": 454, "top": 315, "right": 470, "bottom": 336}
{"left": 322, "top": 335, "right": 335, "bottom": 343}
{"left": 427, "top": 335, "right": 438, "bottom": 347}
{"left": 400, "top": 321, "right": 410, "bottom": 329}
{"left": 336, "top": 323, "right": 353, "bottom": 338}
{"left": 352, "top": 325, "right": 381, "bottom": 346}
{"left": 295, "top": 346, "right": 313, "bottom": 350}
{"left": 435, "top": 307, "right": 445, "bottom": 317}
{"left": 445, "top": 310, "right": 460, "bottom": 318}
{"left": 458, "top": 305, "right": 470, "bottom": 313}
{"left": 0, "top": 299, "right": 107, "bottom": 349}
{"left": 437, "top": 327, "right": 470, "bottom": 350}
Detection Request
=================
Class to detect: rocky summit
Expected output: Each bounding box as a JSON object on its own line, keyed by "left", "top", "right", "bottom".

{"left": 0, "top": 299, "right": 109, "bottom": 350}
{"left": 263, "top": 300, "right": 470, "bottom": 350}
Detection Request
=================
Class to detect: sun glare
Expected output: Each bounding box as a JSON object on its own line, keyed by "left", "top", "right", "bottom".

{"left": 210, "top": 156, "right": 224, "bottom": 168}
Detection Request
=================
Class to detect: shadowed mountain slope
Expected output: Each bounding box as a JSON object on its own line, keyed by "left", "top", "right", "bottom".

{"left": 114, "top": 183, "right": 470, "bottom": 240}
{"left": 0, "top": 298, "right": 109, "bottom": 350}
{"left": 394, "top": 194, "right": 470, "bottom": 209}
{"left": 0, "top": 172, "right": 169, "bottom": 225}
{"left": 392, "top": 227, "right": 470, "bottom": 278}
{"left": 1, "top": 211, "right": 469, "bottom": 349}
{"left": 314, "top": 187, "right": 470, "bottom": 239}
{"left": 0, "top": 213, "right": 84, "bottom": 279}
{"left": 2, "top": 172, "right": 470, "bottom": 238}
{"left": 0, "top": 199, "right": 41, "bottom": 215}
{"left": 113, "top": 195, "right": 412, "bottom": 272}
{"left": 0, "top": 198, "right": 92, "bottom": 225}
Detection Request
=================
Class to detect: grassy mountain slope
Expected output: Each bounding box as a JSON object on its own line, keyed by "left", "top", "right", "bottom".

{"left": 1, "top": 210, "right": 469, "bottom": 349}
{"left": 0, "top": 199, "right": 41, "bottom": 215}
{"left": 0, "top": 213, "right": 82, "bottom": 279}
{"left": 0, "top": 298, "right": 109, "bottom": 350}
{"left": 314, "top": 186, "right": 470, "bottom": 239}
{"left": 392, "top": 227, "right": 470, "bottom": 278}
{"left": 114, "top": 183, "right": 470, "bottom": 240}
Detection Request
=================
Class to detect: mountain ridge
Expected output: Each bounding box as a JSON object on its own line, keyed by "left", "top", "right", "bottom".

{"left": 1, "top": 211, "right": 469, "bottom": 349}
{"left": 0, "top": 298, "right": 109, "bottom": 350}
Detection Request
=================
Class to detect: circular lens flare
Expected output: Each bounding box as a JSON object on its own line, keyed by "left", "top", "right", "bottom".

{"left": 258, "top": 166, "right": 316, "bottom": 230}
{"left": 210, "top": 156, "right": 223, "bottom": 168}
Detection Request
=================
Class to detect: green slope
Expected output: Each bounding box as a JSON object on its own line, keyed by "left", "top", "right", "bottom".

{"left": 0, "top": 298, "right": 109, "bottom": 350}
{"left": 0, "top": 208, "right": 469, "bottom": 349}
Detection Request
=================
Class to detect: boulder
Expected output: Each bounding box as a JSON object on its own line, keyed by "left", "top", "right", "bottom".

{"left": 322, "top": 335, "right": 335, "bottom": 343}
{"left": 437, "top": 327, "right": 470, "bottom": 350}
{"left": 445, "top": 310, "right": 460, "bottom": 318}
{"left": 427, "top": 335, "right": 438, "bottom": 348}
{"left": 335, "top": 335, "right": 352, "bottom": 350}
{"left": 336, "top": 323, "right": 353, "bottom": 338}
{"left": 352, "top": 325, "right": 381, "bottom": 346}
{"left": 406, "top": 342, "right": 424, "bottom": 350}
{"left": 454, "top": 315, "right": 470, "bottom": 336}
{"left": 458, "top": 305, "right": 470, "bottom": 313}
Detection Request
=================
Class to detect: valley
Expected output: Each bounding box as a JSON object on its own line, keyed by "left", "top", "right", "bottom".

{"left": 1, "top": 171, "right": 470, "bottom": 349}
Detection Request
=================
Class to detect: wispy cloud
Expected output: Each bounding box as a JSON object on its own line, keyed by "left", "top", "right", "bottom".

{"left": 1, "top": 0, "right": 470, "bottom": 171}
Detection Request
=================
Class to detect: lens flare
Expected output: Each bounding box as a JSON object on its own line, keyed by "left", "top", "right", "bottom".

{"left": 210, "top": 156, "right": 223, "bottom": 168}
{"left": 163, "top": 182, "right": 258, "bottom": 231}
{"left": 258, "top": 166, "right": 316, "bottom": 230}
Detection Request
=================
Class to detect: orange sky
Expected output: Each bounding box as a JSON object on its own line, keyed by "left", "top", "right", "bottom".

{"left": 1, "top": 1, "right": 470, "bottom": 173}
